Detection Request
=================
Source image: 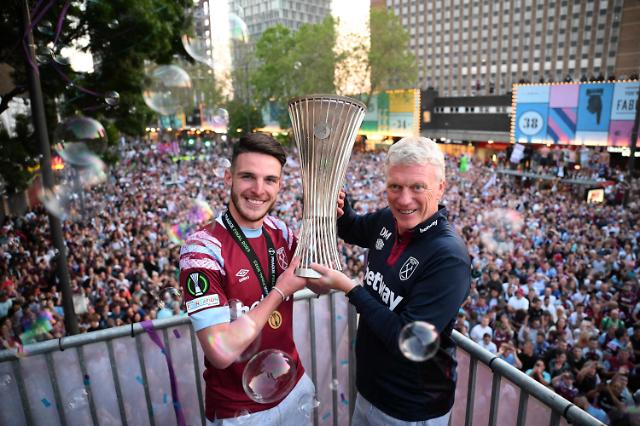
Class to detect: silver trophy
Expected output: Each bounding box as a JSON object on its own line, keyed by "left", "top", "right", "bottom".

{"left": 288, "top": 94, "right": 366, "bottom": 278}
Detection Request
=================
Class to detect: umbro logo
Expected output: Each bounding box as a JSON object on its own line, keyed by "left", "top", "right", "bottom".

{"left": 236, "top": 269, "right": 250, "bottom": 283}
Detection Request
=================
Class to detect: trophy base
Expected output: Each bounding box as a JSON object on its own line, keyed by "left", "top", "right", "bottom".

{"left": 295, "top": 268, "right": 322, "bottom": 279}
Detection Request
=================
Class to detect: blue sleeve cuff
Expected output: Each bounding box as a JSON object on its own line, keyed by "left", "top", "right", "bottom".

{"left": 189, "top": 306, "right": 230, "bottom": 332}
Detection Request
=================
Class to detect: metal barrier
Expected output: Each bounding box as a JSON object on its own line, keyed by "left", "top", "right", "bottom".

{"left": 449, "top": 330, "right": 604, "bottom": 426}
{"left": 0, "top": 291, "right": 603, "bottom": 426}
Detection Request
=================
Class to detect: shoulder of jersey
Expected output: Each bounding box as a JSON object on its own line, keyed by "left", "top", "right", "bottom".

{"left": 263, "top": 215, "right": 294, "bottom": 250}
{"left": 179, "top": 222, "right": 226, "bottom": 274}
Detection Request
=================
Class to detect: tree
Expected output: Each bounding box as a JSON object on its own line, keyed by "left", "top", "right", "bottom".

{"left": 251, "top": 17, "right": 339, "bottom": 128}
{"left": 0, "top": 115, "right": 39, "bottom": 194}
{"left": 361, "top": 8, "right": 417, "bottom": 107}
{"left": 225, "top": 99, "right": 264, "bottom": 139}
{"left": 0, "top": 0, "right": 190, "bottom": 192}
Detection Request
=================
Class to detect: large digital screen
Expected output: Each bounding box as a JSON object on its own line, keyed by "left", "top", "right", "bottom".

{"left": 512, "top": 81, "right": 639, "bottom": 147}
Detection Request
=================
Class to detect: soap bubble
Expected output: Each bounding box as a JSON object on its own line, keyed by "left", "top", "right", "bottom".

{"left": 56, "top": 116, "right": 107, "bottom": 155}
{"left": 479, "top": 208, "right": 524, "bottom": 255}
{"left": 40, "top": 144, "right": 107, "bottom": 221}
{"left": 52, "top": 49, "right": 71, "bottom": 66}
{"left": 65, "top": 387, "right": 89, "bottom": 411}
{"left": 142, "top": 64, "right": 192, "bottom": 116}
{"left": 104, "top": 91, "right": 120, "bottom": 107}
{"left": 214, "top": 157, "right": 231, "bottom": 178}
{"left": 228, "top": 298, "right": 245, "bottom": 321}
{"left": 234, "top": 409, "right": 252, "bottom": 424}
{"left": 157, "top": 287, "right": 183, "bottom": 310}
{"left": 107, "top": 19, "right": 119, "bottom": 29}
{"left": 165, "top": 199, "right": 214, "bottom": 244}
{"left": 398, "top": 321, "right": 439, "bottom": 362}
{"left": 227, "top": 299, "right": 261, "bottom": 363}
{"left": 207, "top": 314, "right": 259, "bottom": 363}
{"left": 228, "top": 13, "right": 249, "bottom": 44}
{"left": 37, "top": 20, "right": 54, "bottom": 36}
{"left": 298, "top": 393, "right": 321, "bottom": 418}
{"left": 0, "top": 373, "right": 13, "bottom": 390}
{"left": 213, "top": 108, "right": 229, "bottom": 126}
{"left": 329, "top": 379, "right": 339, "bottom": 391}
{"left": 181, "top": 2, "right": 213, "bottom": 68}
{"left": 242, "top": 349, "right": 297, "bottom": 404}
{"left": 35, "top": 46, "right": 53, "bottom": 64}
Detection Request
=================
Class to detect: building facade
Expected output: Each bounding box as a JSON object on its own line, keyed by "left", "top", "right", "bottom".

{"left": 233, "top": 0, "right": 331, "bottom": 42}
{"left": 383, "top": 0, "right": 637, "bottom": 97}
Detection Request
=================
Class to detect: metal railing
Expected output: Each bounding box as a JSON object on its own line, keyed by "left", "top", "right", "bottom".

{"left": 0, "top": 290, "right": 603, "bottom": 426}
{"left": 450, "top": 330, "right": 604, "bottom": 426}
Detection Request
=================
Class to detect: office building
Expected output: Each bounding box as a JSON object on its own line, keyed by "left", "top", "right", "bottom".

{"left": 382, "top": 0, "right": 638, "bottom": 96}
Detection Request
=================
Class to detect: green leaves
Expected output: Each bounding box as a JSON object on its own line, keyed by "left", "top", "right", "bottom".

{"left": 251, "top": 17, "right": 339, "bottom": 128}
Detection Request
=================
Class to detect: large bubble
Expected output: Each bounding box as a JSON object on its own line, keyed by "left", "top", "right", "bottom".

{"left": 181, "top": 1, "right": 213, "bottom": 68}
{"left": 56, "top": 116, "right": 107, "bottom": 155}
{"left": 398, "top": 321, "right": 440, "bottom": 362}
{"left": 40, "top": 144, "right": 107, "bottom": 222}
{"left": 65, "top": 387, "right": 89, "bottom": 411}
{"left": 142, "top": 65, "right": 192, "bottom": 116}
{"left": 214, "top": 157, "right": 231, "bottom": 179}
{"left": 479, "top": 208, "right": 524, "bottom": 255}
{"left": 242, "top": 349, "right": 297, "bottom": 404}
{"left": 165, "top": 199, "right": 214, "bottom": 245}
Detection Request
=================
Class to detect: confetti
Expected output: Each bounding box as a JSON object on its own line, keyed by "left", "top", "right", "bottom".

{"left": 41, "top": 398, "right": 51, "bottom": 407}
{"left": 83, "top": 374, "right": 91, "bottom": 386}
{"left": 173, "top": 329, "right": 181, "bottom": 338}
{"left": 135, "top": 376, "right": 144, "bottom": 385}
{"left": 340, "top": 359, "right": 348, "bottom": 366}
{"left": 163, "top": 393, "right": 168, "bottom": 404}
{"left": 322, "top": 412, "right": 331, "bottom": 421}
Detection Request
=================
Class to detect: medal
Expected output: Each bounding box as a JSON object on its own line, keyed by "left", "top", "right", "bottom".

{"left": 268, "top": 310, "right": 283, "bottom": 329}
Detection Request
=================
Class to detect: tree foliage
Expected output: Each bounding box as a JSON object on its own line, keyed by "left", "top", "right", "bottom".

{"left": 0, "top": 0, "right": 190, "bottom": 193}
{"left": 251, "top": 17, "right": 339, "bottom": 128}
{"left": 225, "top": 99, "right": 264, "bottom": 139}
{"left": 364, "top": 8, "right": 417, "bottom": 107}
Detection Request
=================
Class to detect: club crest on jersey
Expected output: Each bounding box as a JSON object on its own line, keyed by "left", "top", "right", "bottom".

{"left": 375, "top": 238, "right": 384, "bottom": 250}
{"left": 399, "top": 257, "right": 419, "bottom": 281}
{"left": 276, "top": 247, "right": 288, "bottom": 270}
{"left": 186, "top": 272, "right": 210, "bottom": 297}
{"left": 236, "top": 269, "right": 250, "bottom": 283}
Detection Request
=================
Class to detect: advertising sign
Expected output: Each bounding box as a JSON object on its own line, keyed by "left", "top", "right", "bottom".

{"left": 512, "top": 81, "right": 639, "bottom": 147}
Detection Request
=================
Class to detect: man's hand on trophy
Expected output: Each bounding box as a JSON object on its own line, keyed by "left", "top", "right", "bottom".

{"left": 309, "top": 263, "right": 357, "bottom": 294}
{"left": 337, "top": 190, "right": 346, "bottom": 218}
{"left": 306, "top": 281, "right": 331, "bottom": 295}
{"left": 275, "top": 256, "right": 308, "bottom": 299}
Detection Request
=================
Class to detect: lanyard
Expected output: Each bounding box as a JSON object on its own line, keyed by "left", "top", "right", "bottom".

{"left": 222, "top": 210, "right": 277, "bottom": 297}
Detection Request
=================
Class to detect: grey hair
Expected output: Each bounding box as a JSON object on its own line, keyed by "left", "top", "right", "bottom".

{"left": 385, "top": 137, "right": 445, "bottom": 182}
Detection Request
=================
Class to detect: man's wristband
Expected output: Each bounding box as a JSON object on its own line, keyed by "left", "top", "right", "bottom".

{"left": 272, "top": 287, "right": 287, "bottom": 302}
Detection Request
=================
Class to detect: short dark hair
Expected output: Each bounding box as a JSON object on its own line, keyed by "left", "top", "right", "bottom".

{"left": 232, "top": 132, "right": 286, "bottom": 167}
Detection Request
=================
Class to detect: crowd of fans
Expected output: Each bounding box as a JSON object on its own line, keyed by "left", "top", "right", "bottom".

{"left": 0, "top": 136, "right": 639, "bottom": 424}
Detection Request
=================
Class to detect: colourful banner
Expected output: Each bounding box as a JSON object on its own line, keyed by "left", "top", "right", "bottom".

{"left": 512, "top": 81, "right": 639, "bottom": 147}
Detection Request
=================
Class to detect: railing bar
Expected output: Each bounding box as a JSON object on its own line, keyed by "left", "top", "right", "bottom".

{"left": 107, "top": 339, "right": 128, "bottom": 426}
{"left": 550, "top": 410, "right": 561, "bottom": 426}
{"left": 77, "top": 346, "right": 100, "bottom": 425}
{"left": 12, "top": 359, "right": 34, "bottom": 425}
{"left": 488, "top": 372, "right": 501, "bottom": 426}
{"left": 45, "top": 352, "right": 67, "bottom": 426}
{"left": 347, "top": 304, "right": 357, "bottom": 420}
{"left": 516, "top": 391, "right": 528, "bottom": 426}
{"left": 308, "top": 298, "right": 319, "bottom": 426}
{"left": 135, "top": 334, "right": 156, "bottom": 426}
{"left": 329, "top": 293, "right": 339, "bottom": 426}
{"left": 189, "top": 325, "right": 207, "bottom": 426}
{"left": 465, "top": 358, "right": 477, "bottom": 426}
{"left": 162, "top": 328, "right": 177, "bottom": 424}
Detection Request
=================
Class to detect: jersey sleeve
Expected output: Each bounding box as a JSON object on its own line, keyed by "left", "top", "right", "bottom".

{"left": 336, "top": 196, "right": 383, "bottom": 249}
{"left": 179, "top": 231, "right": 230, "bottom": 332}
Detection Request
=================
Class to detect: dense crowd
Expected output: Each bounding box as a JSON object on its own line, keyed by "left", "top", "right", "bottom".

{"left": 1, "top": 137, "right": 639, "bottom": 423}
